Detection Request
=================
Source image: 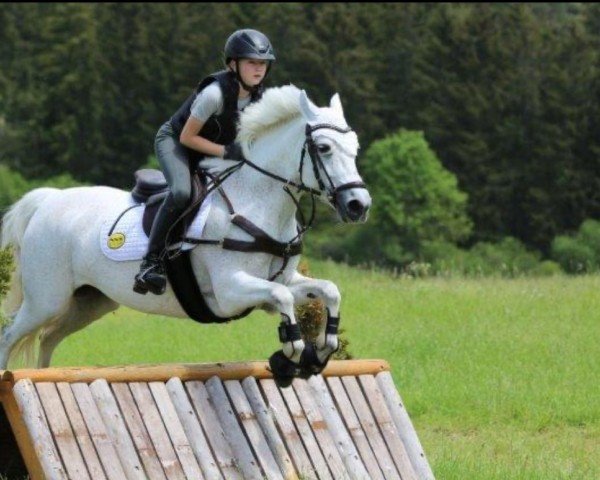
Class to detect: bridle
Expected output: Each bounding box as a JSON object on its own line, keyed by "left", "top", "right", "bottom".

{"left": 241, "top": 122, "right": 368, "bottom": 208}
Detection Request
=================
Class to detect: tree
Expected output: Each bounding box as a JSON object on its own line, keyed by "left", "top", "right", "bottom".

{"left": 342, "top": 130, "right": 472, "bottom": 266}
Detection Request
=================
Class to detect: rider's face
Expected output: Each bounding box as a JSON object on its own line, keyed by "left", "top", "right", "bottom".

{"left": 234, "top": 59, "right": 268, "bottom": 88}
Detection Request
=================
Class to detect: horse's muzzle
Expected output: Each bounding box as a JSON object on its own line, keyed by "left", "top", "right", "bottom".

{"left": 336, "top": 187, "right": 372, "bottom": 223}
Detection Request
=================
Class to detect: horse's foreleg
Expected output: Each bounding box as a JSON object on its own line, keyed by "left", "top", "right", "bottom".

{"left": 287, "top": 272, "right": 341, "bottom": 366}
{"left": 214, "top": 271, "right": 306, "bottom": 363}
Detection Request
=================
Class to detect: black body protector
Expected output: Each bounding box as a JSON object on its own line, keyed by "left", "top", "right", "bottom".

{"left": 170, "top": 69, "right": 263, "bottom": 162}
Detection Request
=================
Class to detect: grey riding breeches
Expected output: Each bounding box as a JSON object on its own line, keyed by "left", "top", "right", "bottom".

{"left": 155, "top": 121, "right": 192, "bottom": 210}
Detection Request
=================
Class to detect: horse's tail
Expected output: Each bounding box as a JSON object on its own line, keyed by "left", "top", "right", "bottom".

{"left": 1, "top": 188, "right": 58, "bottom": 318}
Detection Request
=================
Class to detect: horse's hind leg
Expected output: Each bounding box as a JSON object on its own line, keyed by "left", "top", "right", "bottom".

{"left": 38, "top": 287, "right": 119, "bottom": 368}
{"left": 0, "top": 264, "right": 82, "bottom": 369}
{"left": 0, "top": 297, "right": 70, "bottom": 369}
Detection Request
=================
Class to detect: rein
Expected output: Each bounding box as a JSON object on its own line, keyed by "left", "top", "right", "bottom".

{"left": 169, "top": 122, "right": 367, "bottom": 281}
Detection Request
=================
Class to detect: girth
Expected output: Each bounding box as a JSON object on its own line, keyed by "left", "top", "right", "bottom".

{"left": 222, "top": 215, "right": 303, "bottom": 258}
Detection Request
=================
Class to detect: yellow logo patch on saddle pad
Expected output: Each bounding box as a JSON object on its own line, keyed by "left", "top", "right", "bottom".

{"left": 99, "top": 193, "right": 213, "bottom": 261}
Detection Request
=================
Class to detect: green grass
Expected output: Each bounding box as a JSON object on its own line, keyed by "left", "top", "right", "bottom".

{"left": 47, "top": 259, "right": 599, "bottom": 479}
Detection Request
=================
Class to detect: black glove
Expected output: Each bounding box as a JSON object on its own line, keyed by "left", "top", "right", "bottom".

{"left": 223, "top": 142, "right": 245, "bottom": 161}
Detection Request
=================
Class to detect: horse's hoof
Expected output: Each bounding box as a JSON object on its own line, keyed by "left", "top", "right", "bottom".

{"left": 299, "top": 342, "right": 327, "bottom": 376}
{"left": 269, "top": 350, "right": 299, "bottom": 388}
{"left": 273, "top": 374, "right": 294, "bottom": 389}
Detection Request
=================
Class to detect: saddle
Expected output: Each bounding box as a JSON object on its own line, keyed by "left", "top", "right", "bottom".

{"left": 132, "top": 169, "right": 204, "bottom": 241}
{"left": 131, "top": 169, "right": 250, "bottom": 323}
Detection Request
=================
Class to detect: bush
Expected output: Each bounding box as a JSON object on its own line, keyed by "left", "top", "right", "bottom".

{"left": 551, "top": 234, "right": 597, "bottom": 273}
{"left": 0, "top": 165, "right": 29, "bottom": 213}
{"left": 0, "top": 248, "right": 14, "bottom": 329}
{"left": 0, "top": 248, "right": 13, "bottom": 300}
{"left": 333, "top": 129, "right": 472, "bottom": 268}
{"left": 532, "top": 260, "right": 563, "bottom": 277}
{"left": 422, "top": 237, "right": 544, "bottom": 277}
{"left": 550, "top": 219, "right": 600, "bottom": 274}
{"left": 0, "top": 165, "right": 84, "bottom": 215}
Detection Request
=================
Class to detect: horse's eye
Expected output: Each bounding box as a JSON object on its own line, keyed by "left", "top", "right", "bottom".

{"left": 317, "top": 144, "right": 331, "bottom": 154}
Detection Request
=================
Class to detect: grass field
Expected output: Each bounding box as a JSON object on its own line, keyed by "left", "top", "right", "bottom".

{"left": 44, "top": 259, "right": 600, "bottom": 479}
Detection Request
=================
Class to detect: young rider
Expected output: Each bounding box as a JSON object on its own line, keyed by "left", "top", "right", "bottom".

{"left": 133, "top": 28, "right": 276, "bottom": 295}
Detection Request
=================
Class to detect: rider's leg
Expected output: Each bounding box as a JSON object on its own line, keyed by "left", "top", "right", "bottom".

{"left": 133, "top": 122, "right": 192, "bottom": 295}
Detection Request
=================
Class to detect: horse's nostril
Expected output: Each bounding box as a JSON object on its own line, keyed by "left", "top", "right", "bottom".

{"left": 348, "top": 200, "right": 363, "bottom": 214}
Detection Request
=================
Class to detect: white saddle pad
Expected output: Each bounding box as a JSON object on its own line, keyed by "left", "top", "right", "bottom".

{"left": 100, "top": 193, "right": 213, "bottom": 262}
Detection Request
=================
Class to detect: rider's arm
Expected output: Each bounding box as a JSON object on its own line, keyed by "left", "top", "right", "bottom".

{"left": 180, "top": 82, "right": 226, "bottom": 157}
{"left": 180, "top": 118, "right": 225, "bottom": 157}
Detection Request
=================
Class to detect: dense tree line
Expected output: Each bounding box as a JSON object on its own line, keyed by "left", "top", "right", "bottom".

{"left": 1, "top": 3, "right": 599, "bottom": 256}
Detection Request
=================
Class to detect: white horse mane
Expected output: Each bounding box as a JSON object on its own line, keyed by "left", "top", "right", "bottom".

{"left": 237, "top": 84, "right": 304, "bottom": 146}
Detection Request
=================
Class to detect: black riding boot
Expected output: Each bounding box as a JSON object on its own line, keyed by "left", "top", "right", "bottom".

{"left": 133, "top": 196, "right": 182, "bottom": 295}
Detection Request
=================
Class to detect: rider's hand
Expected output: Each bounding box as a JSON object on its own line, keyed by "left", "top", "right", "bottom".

{"left": 223, "top": 142, "right": 245, "bottom": 161}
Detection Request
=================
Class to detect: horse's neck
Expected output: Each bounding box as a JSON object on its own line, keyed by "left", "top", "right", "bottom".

{"left": 222, "top": 119, "right": 306, "bottom": 235}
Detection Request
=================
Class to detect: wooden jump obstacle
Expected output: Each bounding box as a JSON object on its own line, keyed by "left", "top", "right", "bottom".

{"left": 0, "top": 359, "right": 434, "bottom": 480}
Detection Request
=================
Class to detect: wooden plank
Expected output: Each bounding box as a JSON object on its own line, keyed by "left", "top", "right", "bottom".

{"left": 359, "top": 375, "right": 418, "bottom": 480}
{"left": 5, "top": 360, "right": 390, "bottom": 383}
{"left": 36, "top": 382, "right": 91, "bottom": 480}
{"left": 166, "top": 378, "right": 223, "bottom": 480}
{"left": 129, "top": 382, "right": 186, "bottom": 480}
{"left": 377, "top": 372, "right": 436, "bottom": 480}
{"left": 326, "top": 377, "right": 384, "bottom": 480}
{"left": 260, "top": 379, "right": 317, "bottom": 480}
{"left": 308, "top": 375, "right": 376, "bottom": 480}
{"left": 186, "top": 380, "right": 243, "bottom": 480}
{"left": 224, "top": 379, "right": 284, "bottom": 480}
{"left": 292, "top": 379, "right": 350, "bottom": 480}
{"left": 205, "top": 376, "right": 264, "bottom": 480}
{"left": 342, "top": 376, "right": 401, "bottom": 480}
{"left": 2, "top": 387, "right": 47, "bottom": 480}
{"left": 278, "top": 379, "right": 333, "bottom": 480}
{"left": 241, "top": 377, "right": 297, "bottom": 480}
{"left": 111, "top": 383, "right": 167, "bottom": 480}
{"left": 12, "top": 379, "right": 67, "bottom": 480}
{"left": 56, "top": 383, "right": 107, "bottom": 480}
{"left": 89, "top": 379, "right": 147, "bottom": 480}
{"left": 149, "top": 381, "right": 204, "bottom": 480}
{"left": 71, "top": 383, "right": 129, "bottom": 480}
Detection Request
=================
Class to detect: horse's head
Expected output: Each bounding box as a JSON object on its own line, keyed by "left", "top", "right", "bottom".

{"left": 299, "top": 90, "right": 371, "bottom": 223}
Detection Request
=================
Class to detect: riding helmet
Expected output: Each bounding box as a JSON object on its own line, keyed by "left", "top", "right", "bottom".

{"left": 224, "top": 29, "right": 276, "bottom": 64}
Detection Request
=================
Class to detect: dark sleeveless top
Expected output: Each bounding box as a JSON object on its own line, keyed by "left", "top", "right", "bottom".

{"left": 169, "top": 70, "right": 263, "bottom": 163}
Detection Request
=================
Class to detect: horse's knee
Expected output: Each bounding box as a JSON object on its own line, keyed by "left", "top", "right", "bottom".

{"left": 270, "top": 285, "right": 294, "bottom": 311}
{"left": 320, "top": 281, "right": 341, "bottom": 307}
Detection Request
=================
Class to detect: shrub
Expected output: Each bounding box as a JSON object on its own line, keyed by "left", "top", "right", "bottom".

{"left": 0, "top": 165, "right": 84, "bottom": 215}
{"left": 0, "top": 248, "right": 14, "bottom": 329}
{"left": 0, "top": 248, "right": 13, "bottom": 300}
{"left": 422, "top": 237, "right": 543, "bottom": 277}
{"left": 533, "top": 260, "right": 563, "bottom": 277}
{"left": 551, "top": 235, "right": 597, "bottom": 273}
{"left": 335, "top": 129, "right": 472, "bottom": 268}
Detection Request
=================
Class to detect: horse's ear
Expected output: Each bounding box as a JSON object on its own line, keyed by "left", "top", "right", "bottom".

{"left": 330, "top": 93, "right": 343, "bottom": 114}
{"left": 300, "top": 90, "right": 319, "bottom": 122}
